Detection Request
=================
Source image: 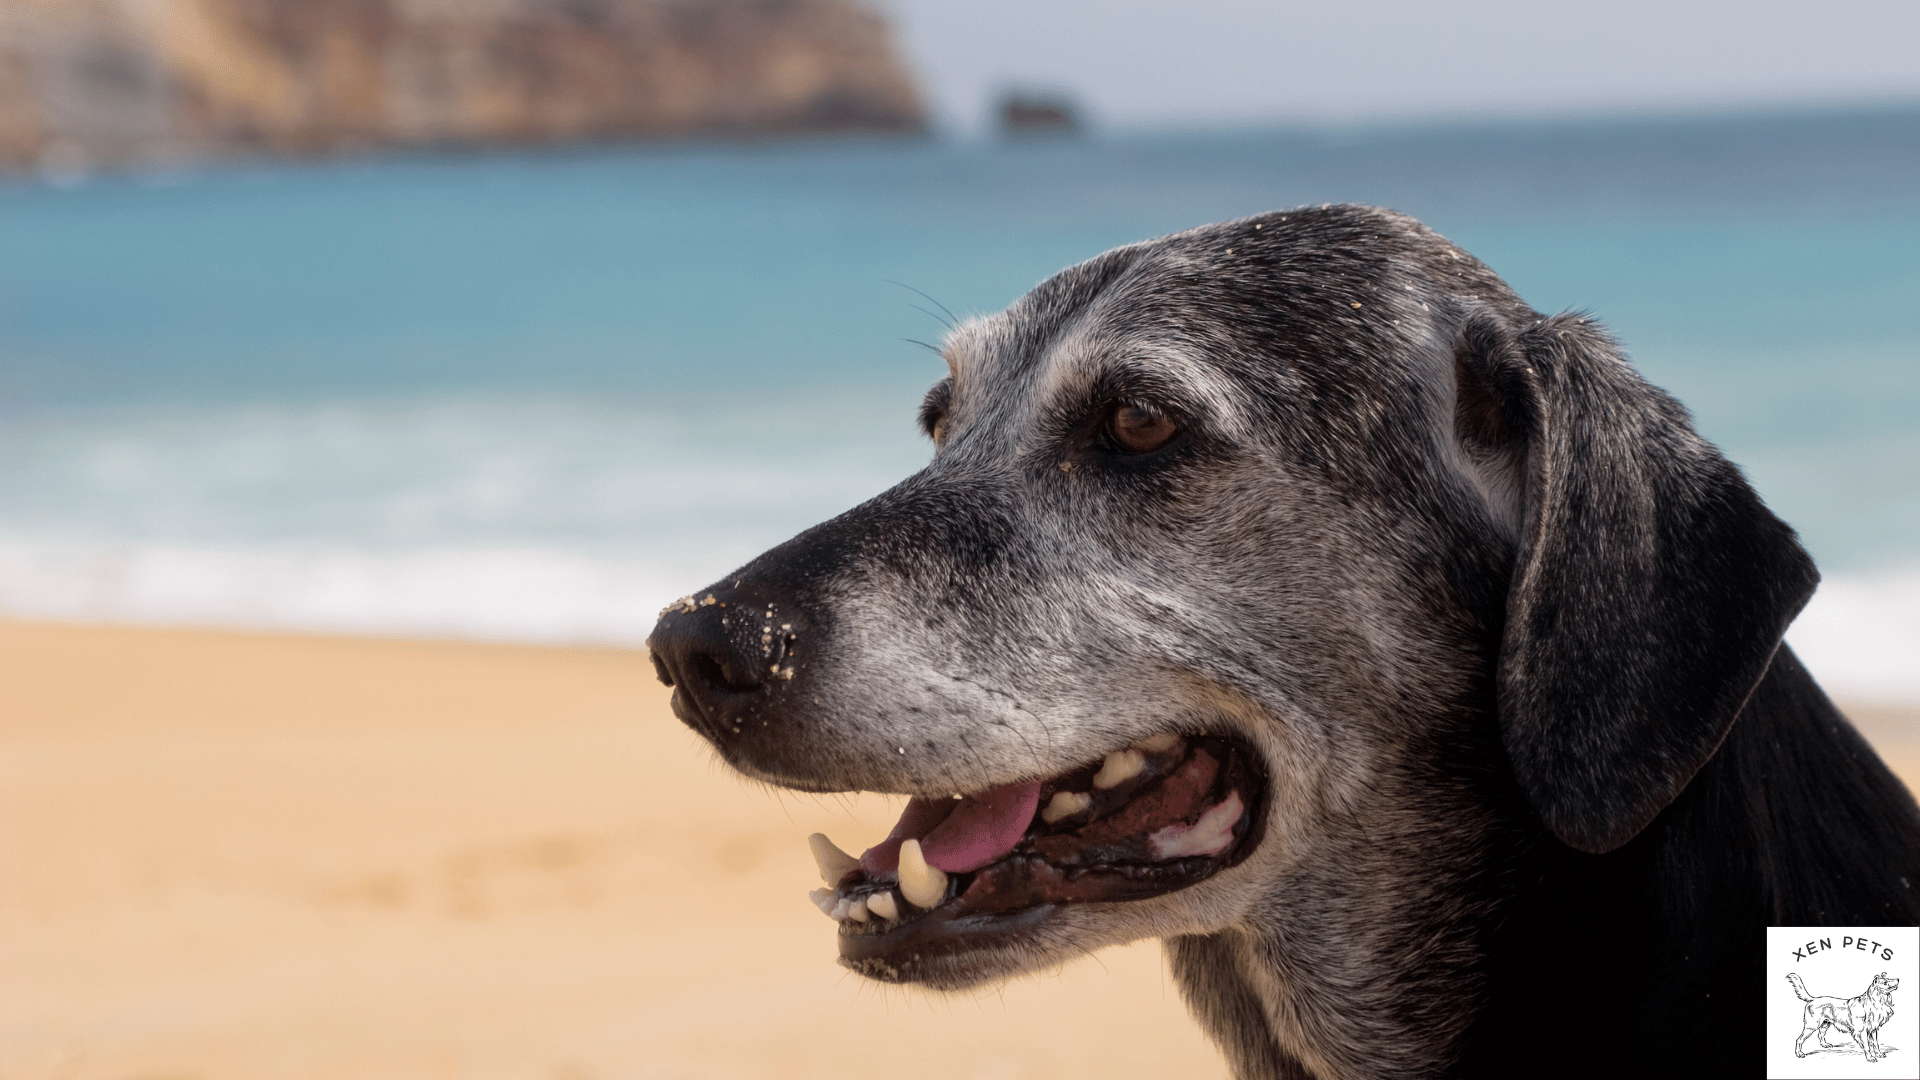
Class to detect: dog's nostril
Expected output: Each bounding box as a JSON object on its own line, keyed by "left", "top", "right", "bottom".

{"left": 691, "top": 651, "right": 762, "bottom": 695}
{"left": 650, "top": 652, "right": 676, "bottom": 688}
{"left": 770, "top": 632, "right": 797, "bottom": 666}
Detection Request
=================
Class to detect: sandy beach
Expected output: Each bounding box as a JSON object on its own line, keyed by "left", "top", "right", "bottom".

{"left": 3, "top": 619, "right": 1915, "bottom": 1080}
{"left": 0, "top": 620, "right": 1227, "bottom": 1080}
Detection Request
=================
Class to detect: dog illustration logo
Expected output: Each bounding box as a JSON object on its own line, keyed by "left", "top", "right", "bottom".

{"left": 1789, "top": 972, "right": 1900, "bottom": 1063}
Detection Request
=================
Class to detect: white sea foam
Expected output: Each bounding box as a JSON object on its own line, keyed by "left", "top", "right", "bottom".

{"left": 1785, "top": 572, "right": 1920, "bottom": 704}
{"left": 0, "top": 392, "right": 929, "bottom": 641}
{"left": 0, "top": 537, "right": 723, "bottom": 643}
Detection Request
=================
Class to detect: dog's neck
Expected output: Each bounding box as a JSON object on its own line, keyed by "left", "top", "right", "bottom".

{"left": 1168, "top": 648, "right": 1920, "bottom": 1080}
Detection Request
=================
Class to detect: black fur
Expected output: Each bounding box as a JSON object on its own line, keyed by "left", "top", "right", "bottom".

{"left": 1461, "top": 647, "right": 1920, "bottom": 1077}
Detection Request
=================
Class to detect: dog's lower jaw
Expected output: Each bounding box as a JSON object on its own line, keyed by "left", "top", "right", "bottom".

{"left": 840, "top": 904, "right": 1118, "bottom": 991}
{"left": 834, "top": 845, "right": 1266, "bottom": 992}
{"left": 839, "top": 929, "right": 1039, "bottom": 991}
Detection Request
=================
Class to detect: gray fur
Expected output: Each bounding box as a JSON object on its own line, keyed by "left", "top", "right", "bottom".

{"left": 648, "top": 205, "right": 1866, "bottom": 1078}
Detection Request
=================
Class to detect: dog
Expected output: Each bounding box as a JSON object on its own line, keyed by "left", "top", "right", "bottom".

{"left": 1790, "top": 971, "right": 1899, "bottom": 1062}
{"left": 647, "top": 204, "right": 1920, "bottom": 1078}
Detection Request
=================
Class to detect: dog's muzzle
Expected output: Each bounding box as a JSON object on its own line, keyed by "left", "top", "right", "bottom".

{"left": 647, "top": 577, "right": 1269, "bottom": 986}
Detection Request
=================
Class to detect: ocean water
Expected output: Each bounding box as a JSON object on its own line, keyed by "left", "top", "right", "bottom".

{"left": 1, "top": 107, "right": 1916, "bottom": 697}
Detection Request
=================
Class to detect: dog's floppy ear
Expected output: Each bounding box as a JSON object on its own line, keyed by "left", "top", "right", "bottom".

{"left": 1459, "top": 312, "right": 1819, "bottom": 854}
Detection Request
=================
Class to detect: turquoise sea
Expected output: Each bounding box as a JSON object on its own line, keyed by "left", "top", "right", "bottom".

{"left": 1, "top": 106, "right": 1916, "bottom": 695}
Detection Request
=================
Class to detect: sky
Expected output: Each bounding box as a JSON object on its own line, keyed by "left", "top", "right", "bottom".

{"left": 880, "top": 0, "right": 1920, "bottom": 133}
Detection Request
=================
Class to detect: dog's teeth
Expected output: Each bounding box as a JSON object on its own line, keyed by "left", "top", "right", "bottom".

{"left": 1133, "top": 732, "right": 1179, "bottom": 753}
{"left": 1041, "top": 790, "right": 1093, "bottom": 824}
{"left": 1150, "top": 790, "right": 1246, "bottom": 859}
{"left": 897, "top": 839, "right": 948, "bottom": 909}
{"left": 809, "top": 888, "right": 838, "bottom": 918}
{"left": 807, "top": 832, "right": 860, "bottom": 885}
{"left": 846, "top": 896, "right": 870, "bottom": 922}
{"left": 866, "top": 890, "right": 901, "bottom": 921}
{"left": 1093, "top": 748, "right": 1146, "bottom": 790}
{"left": 830, "top": 896, "right": 852, "bottom": 921}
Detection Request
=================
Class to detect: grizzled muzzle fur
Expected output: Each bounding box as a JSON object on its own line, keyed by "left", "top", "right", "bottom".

{"left": 648, "top": 204, "right": 1920, "bottom": 1080}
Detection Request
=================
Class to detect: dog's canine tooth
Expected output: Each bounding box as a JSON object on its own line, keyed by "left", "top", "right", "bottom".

{"left": 1041, "top": 789, "right": 1093, "bottom": 824}
{"left": 807, "top": 832, "right": 860, "bottom": 886}
{"left": 846, "top": 896, "right": 870, "bottom": 922}
{"left": 866, "top": 890, "right": 901, "bottom": 921}
{"left": 897, "top": 839, "right": 948, "bottom": 909}
{"left": 1092, "top": 748, "right": 1146, "bottom": 790}
{"left": 808, "top": 888, "right": 838, "bottom": 918}
{"left": 1133, "top": 732, "right": 1179, "bottom": 753}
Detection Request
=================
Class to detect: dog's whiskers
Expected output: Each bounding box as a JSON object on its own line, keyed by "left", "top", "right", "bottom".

{"left": 884, "top": 279, "right": 959, "bottom": 328}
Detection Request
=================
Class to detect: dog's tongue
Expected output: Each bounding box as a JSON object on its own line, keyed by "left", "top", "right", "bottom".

{"left": 860, "top": 781, "right": 1042, "bottom": 875}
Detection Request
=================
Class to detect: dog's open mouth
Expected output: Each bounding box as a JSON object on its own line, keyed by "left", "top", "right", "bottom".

{"left": 804, "top": 733, "right": 1265, "bottom": 979}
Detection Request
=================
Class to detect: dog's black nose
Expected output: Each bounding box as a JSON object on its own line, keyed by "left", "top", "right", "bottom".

{"left": 647, "top": 580, "right": 806, "bottom": 743}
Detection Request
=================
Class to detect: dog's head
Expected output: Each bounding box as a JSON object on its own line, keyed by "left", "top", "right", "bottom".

{"left": 648, "top": 205, "right": 1815, "bottom": 998}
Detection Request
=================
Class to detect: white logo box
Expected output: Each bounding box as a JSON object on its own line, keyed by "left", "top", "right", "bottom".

{"left": 1769, "top": 925, "right": 1919, "bottom": 1079}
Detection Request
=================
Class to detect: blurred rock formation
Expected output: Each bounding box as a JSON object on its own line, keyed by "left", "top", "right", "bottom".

{"left": 997, "top": 88, "right": 1080, "bottom": 137}
{"left": 0, "top": 0, "right": 926, "bottom": 171}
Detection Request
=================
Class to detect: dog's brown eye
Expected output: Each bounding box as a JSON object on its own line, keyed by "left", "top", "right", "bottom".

{"left": 1107, "top": 404, "right": 1179, "bottom": 453}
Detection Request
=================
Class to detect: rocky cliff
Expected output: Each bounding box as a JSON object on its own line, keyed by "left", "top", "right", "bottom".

{"left": 0, "top": 0, "right": 926, "bottom": 170}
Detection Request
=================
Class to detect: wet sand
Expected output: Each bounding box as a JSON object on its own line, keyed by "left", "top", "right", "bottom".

{"left": 2, "top": 620, "right": 1915, "bottom": 1079}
